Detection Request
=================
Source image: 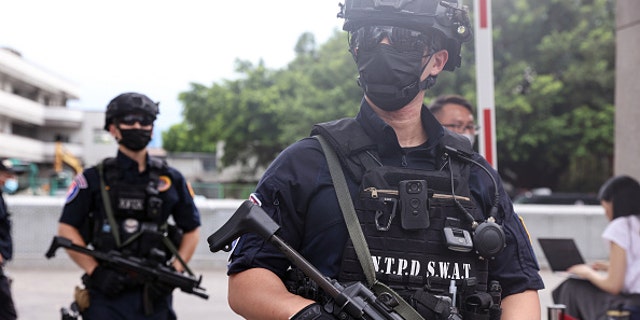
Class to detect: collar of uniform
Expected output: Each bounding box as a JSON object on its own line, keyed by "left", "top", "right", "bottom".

{"left": 355, "top": 99, "right": 445, "bottom": 157}
{"left": 115, "top": 150, "right": 149, "bottom": 172}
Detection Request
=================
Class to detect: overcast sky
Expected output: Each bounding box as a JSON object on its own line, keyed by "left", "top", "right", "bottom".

{"left": 1, "top": 1, "right": 344, "bottom": 137}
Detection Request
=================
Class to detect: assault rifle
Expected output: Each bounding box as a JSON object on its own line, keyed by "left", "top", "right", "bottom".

{"left": 45, "top": 236, "right": 208, "bottom": 300}
{"left": 207, "top": 200, "right": 405, "bottom": 320}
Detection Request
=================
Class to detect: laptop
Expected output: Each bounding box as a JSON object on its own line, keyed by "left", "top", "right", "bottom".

{"left": 537, "top": 238, "right": 586, "bottom": 272}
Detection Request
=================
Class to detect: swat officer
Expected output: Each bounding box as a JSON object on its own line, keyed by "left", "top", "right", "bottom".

{"left": 57, "top": 92, "right": 201, "bottom": 319}
{"left": 225, "top": 1, "right": 544, "bottom": 319}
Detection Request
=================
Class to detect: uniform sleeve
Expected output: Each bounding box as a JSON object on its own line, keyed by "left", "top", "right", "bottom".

{"left": 0, "top": 196, "right": 12, "bottom": 260}
{"left": 468, "top": 155, "right": 545, "bottom": 296}
{"left": 227, "top": 138, "right": 332, "bottom": 277}
{"left": 167, "top": 167, "right": 201, "bottom": 232}
{"left": 59, "top": 170, "right": 96, "bottom": 228}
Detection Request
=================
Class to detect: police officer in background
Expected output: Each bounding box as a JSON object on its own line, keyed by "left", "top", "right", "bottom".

{"left": 58, "top": 92, "right": 201, "bottom": 319}
{"left": 429, "top": 94, "right": 479, "bottom": 146}
{"left": 0, "top": 159, "right": 22, "bottom": 320}
{"left": 225, "top": 1, "right": 543, "bottom": 319}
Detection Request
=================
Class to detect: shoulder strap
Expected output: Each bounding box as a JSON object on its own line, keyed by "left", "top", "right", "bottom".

{"left": 315, "top": 135, "right": 425, "bottom": 320}
{"left": 315, "top": 135, "right": 375, "bottom": 284}
{"left": 97, "top": 159, "right": 121, "bottom": 248}
{"left": 312, "top": 118, "right": 380, "bottom": 183}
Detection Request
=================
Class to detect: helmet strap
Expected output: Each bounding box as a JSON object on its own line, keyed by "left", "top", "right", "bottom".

{"left": 418, "top": 54, "right": 437, "bottom": 90}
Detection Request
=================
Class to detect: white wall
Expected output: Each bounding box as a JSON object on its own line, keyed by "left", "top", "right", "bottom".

{"left": 6, "top": 196, "right": 607, "bottom": 270}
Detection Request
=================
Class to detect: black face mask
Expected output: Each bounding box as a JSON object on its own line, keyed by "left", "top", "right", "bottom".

{"left": 355, "top": 45, "right": 427, "bottom": 111}
{"left": 119, "top": 129, "right": 152, "bottom": 151}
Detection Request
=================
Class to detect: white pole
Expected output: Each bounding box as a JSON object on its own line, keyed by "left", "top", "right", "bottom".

{"left": 473, "top": 0, "right": 498, "bottom": 169}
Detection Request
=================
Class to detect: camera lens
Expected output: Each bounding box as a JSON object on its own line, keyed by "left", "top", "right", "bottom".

{"left": 407, "top": 182, "right": 421, "bottom": 194}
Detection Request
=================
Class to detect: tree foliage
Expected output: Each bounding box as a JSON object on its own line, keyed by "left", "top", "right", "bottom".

{"left": 163, "top": 0, "right": 615, "bottom": 192}
{"left": 163, "top": 31, "right": 360, "bottom": 174}
{"left": 488, "top": 0, "right": 615, "bottom": 192}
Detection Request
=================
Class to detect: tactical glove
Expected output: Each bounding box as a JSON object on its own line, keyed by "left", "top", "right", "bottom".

{"left": 289, "top": 303, "right": 339, "bottom": 320}
{"left": 87, "top": 265, "right": 126, "bottom": 297}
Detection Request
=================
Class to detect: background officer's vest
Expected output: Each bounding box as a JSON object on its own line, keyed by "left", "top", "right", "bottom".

{"left": 93, "top": 157, "right": 177, "bottom": 263}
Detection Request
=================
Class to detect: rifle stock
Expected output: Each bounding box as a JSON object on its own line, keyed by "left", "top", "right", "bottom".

{"left": 208, "top": 200, "right": 404, "bottom": 320}
{"left": 46, "top": 236, "right": 208, "bottom": 300}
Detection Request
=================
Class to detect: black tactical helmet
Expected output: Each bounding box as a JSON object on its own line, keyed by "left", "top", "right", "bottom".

{"left": 104, "top": 92, "right": 159, "bottom": 131}
{"left": 338, "top": 0, "right": 473, "bottom": 71}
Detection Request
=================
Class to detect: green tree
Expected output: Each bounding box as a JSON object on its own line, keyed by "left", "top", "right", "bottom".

{"left": 163, "top": 30, "right": 359, "bottom": 174}
{"left": 489, "top": 0, "right": 615, "bottom": 192}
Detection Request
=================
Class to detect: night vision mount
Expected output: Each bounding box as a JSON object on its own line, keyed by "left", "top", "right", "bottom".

{"left": 337, "top": 0, "right": 473, "bottom": 71}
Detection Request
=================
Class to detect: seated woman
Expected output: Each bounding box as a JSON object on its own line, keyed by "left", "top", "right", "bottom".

{"left": 553, "top": 175, "right": 640, "bottom": 319}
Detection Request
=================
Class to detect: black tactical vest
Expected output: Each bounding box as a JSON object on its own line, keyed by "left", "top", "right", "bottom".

{"left": 92, "top": 157, "right": 174, "bottom": 262}
{"left": 310, "top": 118, "right": 501, "bottom": 320}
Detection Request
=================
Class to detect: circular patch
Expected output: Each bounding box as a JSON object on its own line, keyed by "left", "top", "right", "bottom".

{"left": 158, "top": 175, "right": 171, "bottom": 192}
{"left": 123, "top": 219, "right": 139, "bottom": 233}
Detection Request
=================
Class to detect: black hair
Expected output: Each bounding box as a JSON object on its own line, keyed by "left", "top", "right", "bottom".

{"left": 428, "top": 94, "right": 474, "bottom": 116}
{"left": 598, "top": 175, "right": 640, "bottom": 219}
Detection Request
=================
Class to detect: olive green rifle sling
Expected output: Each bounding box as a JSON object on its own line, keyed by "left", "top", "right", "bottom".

{"left": 315, "top": 135, "right": 425, "bottom": 320}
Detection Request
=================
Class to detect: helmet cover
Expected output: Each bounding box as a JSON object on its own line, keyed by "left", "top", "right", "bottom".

{"left": 104, "top": 92, "right": 159, "bottom": 130}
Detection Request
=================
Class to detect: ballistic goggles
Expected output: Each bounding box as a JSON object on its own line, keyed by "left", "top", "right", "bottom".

{"left": 349, "top": 26, "right": 434, "bottom": 55}
{"left": 118, "top": 114, "right": 154, "bottom": 126}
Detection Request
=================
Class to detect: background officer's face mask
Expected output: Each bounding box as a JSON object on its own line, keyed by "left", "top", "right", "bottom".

{"left": 3, "top": 178, "right": 18, "bottom": 194}
{"left": 463, "top": 133, "right": 475, "bottom": 145}
{"left": 119, "top": 129, "right": 152, "bottom": 151}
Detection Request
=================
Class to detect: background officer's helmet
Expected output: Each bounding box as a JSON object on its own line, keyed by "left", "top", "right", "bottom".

{"left": 338, "top": 0, "right": 473, "bottom": 71}
{"left": 104, "top": 92, "right": 160, "bottom": 131}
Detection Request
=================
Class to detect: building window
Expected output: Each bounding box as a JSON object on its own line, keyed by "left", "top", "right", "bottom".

{"left": 12, "top": 123, "right": 37, "bottom": 139}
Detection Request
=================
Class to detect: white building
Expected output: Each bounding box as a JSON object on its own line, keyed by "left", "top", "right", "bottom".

{"left": 0, "top": 46, "right": 252, "bottom": 197}
{"left": 0, "top": 47, "right": 117, "bottom": 188}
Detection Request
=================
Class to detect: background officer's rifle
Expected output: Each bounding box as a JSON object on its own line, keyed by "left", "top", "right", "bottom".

{"left": 208, "top": 200, "right": 405, "bottom": 320}
{"left": 45, "top": 236, "right": 209, "bottom": 299}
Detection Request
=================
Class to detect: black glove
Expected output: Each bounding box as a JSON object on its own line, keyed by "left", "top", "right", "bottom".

{"left": 290, "top": 303, "right": 339, "bottom": 320}
{"left": 87, "top": 265, "right": 126, "bottom": 297}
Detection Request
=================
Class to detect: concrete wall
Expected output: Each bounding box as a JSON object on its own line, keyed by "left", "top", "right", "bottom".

{"left": 7, "top": 196, "right": 243, "bottom": 270}
{"left": 517, "top": 204, "right": 608, "bottom": 265}
{"left": 5, "top": 196, "right": 607, "bottom": 271}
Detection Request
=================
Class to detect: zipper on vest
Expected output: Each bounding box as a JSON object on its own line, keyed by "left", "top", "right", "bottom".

{"left": 363, "top": 187, "right": 398, "bottom": 198}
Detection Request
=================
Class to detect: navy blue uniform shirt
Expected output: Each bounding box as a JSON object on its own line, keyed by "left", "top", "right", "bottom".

{"left": 228, "top": 100, "right": 544, "bottom": 297}
{"left": 59, "top": 151, "right": 201, "bottom": 236}
{"left": 0, "top": 191, "right": 12, "bottom": 261}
